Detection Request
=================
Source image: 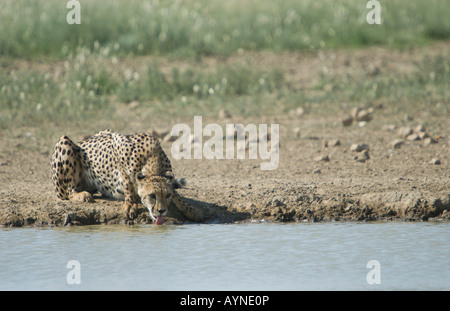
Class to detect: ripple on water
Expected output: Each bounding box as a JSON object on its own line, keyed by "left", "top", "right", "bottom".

{"left": 1, "top": 222, "right": 449, "bottom": 290}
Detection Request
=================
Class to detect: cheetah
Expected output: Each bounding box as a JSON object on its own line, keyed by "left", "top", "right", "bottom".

{"left": 50, "top": 129, "right": 204, "bottom": 224}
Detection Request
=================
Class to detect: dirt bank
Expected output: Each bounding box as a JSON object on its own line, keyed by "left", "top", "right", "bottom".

{"left": 1, "top": 44, "right": 449, "bottom": 227}
{"left": 1, "top": 112, "right": 448, "bottom": 227}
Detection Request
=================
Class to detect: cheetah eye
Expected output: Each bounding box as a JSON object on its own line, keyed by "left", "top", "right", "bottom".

{"left": 166, "top": 193, "right": 172, "bottom": 199}
{"left": 148, "top": 193, "right": 156, "bottom": 200}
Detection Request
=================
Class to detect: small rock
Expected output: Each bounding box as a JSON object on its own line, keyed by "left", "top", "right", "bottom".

{"left": 324, "top": 139, "right": 341, "bottom": 148}
{"left": 383, "top": 124, "right": 397, "bottom": 132}
{"left": 391, "top": 139, "right": 404, "bottom": 149}
{"left": 350, "top": 107, "right": 362, "bottom": 119}
{"left": 350, "top": 144, "right": 369, "bottom": 152}
{"left": 295, "top": 107, "right": 305, "bottom": 117}
{"left": 246, "top": 202, "right": 255, "bottom": 209}
{"left": 358, "top": 121, "right": 368, "bottom": 128}
{"left": 397, "top": 126, "right": 413, "bottom": 138}
{"left": 331, "top": 139, "right": 341, "bottom": 146}
{"left": 342, "top": 115, "right": 353, "bottom": 127}
{"left": 417, "top": 131, "right": 429, "bottom": 140}
{"left": 354, "top": 150, "right": 370, "bottom": 162}
{"left": 367, "top": 64, "right": 381, "bottom": 76}
{"left": 423, "top": 137, "right": 438, "bottom": 146}
{"left": 128, "top": 101, "right": 140, "bottom": 110}
{"left": 313, "top": 169, "right": 321, "bottom": 174}
{"left": 356, "top": 110, "right": 372, "bottom": 122}
{"left": 272, "top": 198, "right": 285, "bottom": 207}
{"left": 314, "top": 154, "right": 330, "bottom": 162}
{"left": 429, "top": 158, "right": 441, "bottom": 165}
{"left": 406, "top": 133, "right": 420, "bottom": 141}
{"left": 219, "top": 109, "right": 232, "bottom": 119}
{"left": 414, "top": 124, "right": 426, "bottom": 133}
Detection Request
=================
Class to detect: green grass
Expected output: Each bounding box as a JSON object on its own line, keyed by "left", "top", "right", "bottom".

{"left": 0, "top": 47, "right": 286, "bottom": 127}
{"left": 1, "top": 0, "right": 449, "bottom": 59}
{"left": 116, "top": 63, "right": 284, "bottom": 103}
{"left": 1, "top": 0, "right": 449, "bottom": 129}
{"left": 1, "top": 47, "right": 448, "bottom": 129}
{"left": 282, "top": 52, "right": 450, "bottom": 119}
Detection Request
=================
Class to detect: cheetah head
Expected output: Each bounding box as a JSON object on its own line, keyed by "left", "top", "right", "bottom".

{"left": 136, "top": 173, "right": 186, "bottom": 225}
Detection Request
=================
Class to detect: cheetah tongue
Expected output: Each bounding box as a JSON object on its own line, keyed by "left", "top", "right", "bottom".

{"left": 156, "top": 216, "right": 166, "bottom": 225}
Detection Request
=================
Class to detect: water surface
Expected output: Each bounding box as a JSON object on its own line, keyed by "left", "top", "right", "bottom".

{"left": 1, "top": 222, "right": 449, "bottom": 290}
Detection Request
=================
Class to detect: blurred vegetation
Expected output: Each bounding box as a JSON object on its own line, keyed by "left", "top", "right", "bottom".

{"left": 0, "top": 0, "right": 449, "bottom": 128}
{"left": 1, "top": 46, "right": 448, "bottom": 128}
{"left": 1, "top": 0, "right": 449, "bottom": 59}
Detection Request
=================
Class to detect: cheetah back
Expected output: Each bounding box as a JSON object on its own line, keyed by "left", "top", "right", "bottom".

{"left": 77, "top": 130, "right": 173, "bottom": 199}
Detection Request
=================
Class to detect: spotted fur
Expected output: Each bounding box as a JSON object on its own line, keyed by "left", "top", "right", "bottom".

{"left": 50, "top": 129, "right": 204, "bottom": 222}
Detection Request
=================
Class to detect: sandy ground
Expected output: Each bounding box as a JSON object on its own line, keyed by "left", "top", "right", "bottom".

{"left": 1, "top": 43, "right": 449, "bottom": 227}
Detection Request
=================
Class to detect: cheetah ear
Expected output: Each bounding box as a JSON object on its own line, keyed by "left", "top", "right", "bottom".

{"left": 172, "top": 178, "right": 188, "bottom": 189}
{"left": 137, "top": 172, "right": 146, "bottom": 180}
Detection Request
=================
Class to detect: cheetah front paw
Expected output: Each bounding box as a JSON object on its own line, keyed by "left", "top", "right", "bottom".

{"left": 124, "top": 202, "right": 139, "bottom": 220}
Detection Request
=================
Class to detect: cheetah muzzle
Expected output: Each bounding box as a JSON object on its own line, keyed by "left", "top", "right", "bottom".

{"left": 136, "top": 173, "right": 188, "bottom": 225}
